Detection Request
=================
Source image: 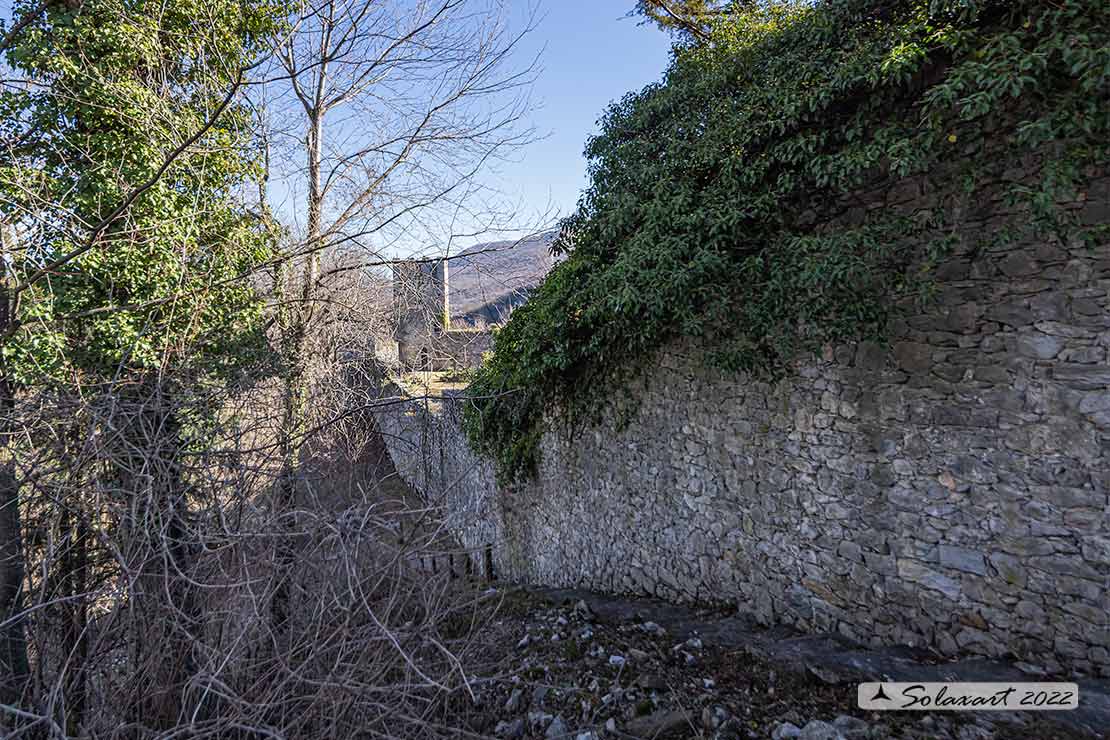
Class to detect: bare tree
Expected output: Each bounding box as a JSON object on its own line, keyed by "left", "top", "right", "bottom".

{"left": 0, "top": 0, "right": 542, "bottom": 734}
{"left": 264, "top": 0, "right": 536, "bottom": 636}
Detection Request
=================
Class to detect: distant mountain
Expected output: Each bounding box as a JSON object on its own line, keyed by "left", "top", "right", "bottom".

{"left": 445, "top": 231, "right": 560, "bottom": 327}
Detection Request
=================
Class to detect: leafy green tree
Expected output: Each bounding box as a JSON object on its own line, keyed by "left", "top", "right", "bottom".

{"left": 0, "top": 0, "right": 281, "bottom": 724}
{"left": 6, "top": 0, "right": 277, "bottom": 379}
{"left": 632, "top": 0, "right": 747, "bottom": 43}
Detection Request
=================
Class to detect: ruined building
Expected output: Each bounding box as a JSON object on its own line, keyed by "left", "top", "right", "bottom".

{"left": 392, "top": 233, "right": 559, "bottom": 371}
{"left": 392, "top": 259, "right": 492, "bottom": 371}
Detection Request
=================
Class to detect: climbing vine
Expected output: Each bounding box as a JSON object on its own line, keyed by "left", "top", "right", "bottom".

{"left": 464, "top": 0, "right": 1110, "bottom": 483}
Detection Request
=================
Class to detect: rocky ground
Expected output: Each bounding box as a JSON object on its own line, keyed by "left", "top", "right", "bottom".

{"left": 445, "top": 587, "right": 1096, "bottom": 740}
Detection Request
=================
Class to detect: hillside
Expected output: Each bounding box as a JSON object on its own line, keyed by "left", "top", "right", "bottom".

{"left": 447, "top": 231, "right": 560, "bottom": 327}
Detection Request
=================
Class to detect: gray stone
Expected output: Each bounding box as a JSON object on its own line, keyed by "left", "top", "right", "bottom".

{"left": 855, "top": 341, "right": 886, "bottom": 372}
{"left": 831, "top": 715, "right": 870, "bottom": 738}
{"left": 1063, "top": 346, "right": 1106, "bottom": 364}
{"left": 936, "top": 630, "right": 959, "bottom": 655}
{"left": 973, "top": 365, "right": 1011, "bottom": 384}
{"left": 1081, "top": 536, "right": 1110, "bottom": 565}
{"left": 1036, "top": 321, "right": 1097, "bottom": 338}
{"left": 955, "top": 627, "right": 1006, "bottom": 655}
{"left": 837, "top": 541, "right": 863, "bottom": 562}
{"left": 938, "top": 545, "right": 988, "bottom": 575}
{"left": 799, "top": 719, "right": 847, "bottom": 740}
{"left": 1016, "top": 661, "right": 1048, "bottom": 676}
{"left": 1053, "top": 364, "right": 1110, "bottom": 390}
{"left": 1030, "top": 292, "right": 1069, "bottom": 321}
{"left": 624, "top": 710, "right": 690, "bottom": 738}
{"left": 1015, "top": 332, "right": 1065, "bottom": 359}
{"left": 957, "top": 725, "right": 993, "bottom": 740}
{"left": 999, "top": 251, "right": 1038, "bottom": 277}
{"left": 545, "top": 716, "right": 569, "bottom": 739}
{"left": 1029, "top": 555, "right": 1102, "bottom": 580}
{"left": 772, "top": 723, "right": 803, "bottom": 740}
{"left": 984, "top": 301, "right": 1033, "bottom": 327}
{"left": 894, "top": 342, "right": 933, "bottom": 372}
{"left": 990, "top": 554, "right": 1028, "bottom": 588}
{"left": 1076, "top": 296, "right": 1105, "bottom": 314}
{"left": 897, "top": 559, "right": 961, "bottom": 600}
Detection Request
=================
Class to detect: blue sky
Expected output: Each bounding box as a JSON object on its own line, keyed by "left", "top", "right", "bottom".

{"left": 0, "top": 0, "right": 675, "bottom": 249}
{"left": 495, "top": 1, "right": 674, "bottom": 227}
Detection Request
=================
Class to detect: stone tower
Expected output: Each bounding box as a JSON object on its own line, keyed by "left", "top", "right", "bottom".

{"left": 393, "top": 259, "right": 449, "bottom": 368}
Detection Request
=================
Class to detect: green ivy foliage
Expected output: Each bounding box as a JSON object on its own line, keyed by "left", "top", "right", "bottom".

{"left": 1, "top": 0, "right": 283, "bottom": 387}
{"left": 464, "top": 0, "right": 1110, "bottom": 483}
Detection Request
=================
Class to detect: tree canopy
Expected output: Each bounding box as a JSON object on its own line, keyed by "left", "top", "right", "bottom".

{"left": 1, "top": 0, "right": 280, "bottom": 386}
{"left": 632, "top": 0, "right": 736, "bottom": 43}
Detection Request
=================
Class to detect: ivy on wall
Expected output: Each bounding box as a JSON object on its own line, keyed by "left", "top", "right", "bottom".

{"left": 464, "top": 0, "right": 1110, "bottom": 484}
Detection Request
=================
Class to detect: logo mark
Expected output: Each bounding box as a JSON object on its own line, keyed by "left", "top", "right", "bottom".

{"left": 870, "top": 685, "right": 891, "bottom": 702}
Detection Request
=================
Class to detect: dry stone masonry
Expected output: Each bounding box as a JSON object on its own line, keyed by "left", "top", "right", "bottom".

{"left": 376, "top": 171, "right": 1110, "bottom": 675}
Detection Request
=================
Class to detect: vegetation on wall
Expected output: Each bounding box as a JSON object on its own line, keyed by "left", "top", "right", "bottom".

{"left": 464, "top": 0, "right": 1110, "bottom": 483}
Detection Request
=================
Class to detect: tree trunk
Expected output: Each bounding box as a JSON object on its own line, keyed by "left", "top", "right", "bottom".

{"left": 0, "top": 262, "right": 30, "bottom": 712}
{"left": 58, "top": 504, "right": 89, "bottom": 735}
{"left": 271, "top": 105, "right": 323, "bottom": 643}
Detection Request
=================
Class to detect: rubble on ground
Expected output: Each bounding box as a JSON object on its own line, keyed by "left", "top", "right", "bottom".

{"left": 449, "top": 589, "right": 1087, "bottom": 740}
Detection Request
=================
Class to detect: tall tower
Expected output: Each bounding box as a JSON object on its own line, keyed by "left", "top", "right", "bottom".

{"left": 393, "top": 259, "right": 449, "bottom": 368}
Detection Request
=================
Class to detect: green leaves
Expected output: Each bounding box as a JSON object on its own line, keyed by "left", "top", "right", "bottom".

{"left": 2, "top": 0, "right": 283, "bottom": 386}
{"left": 464, "top": 0, "right": 1110, "bottom": 483}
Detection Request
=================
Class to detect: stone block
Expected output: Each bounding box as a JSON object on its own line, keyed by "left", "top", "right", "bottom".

{"left": 1081, "top": 536, "right": 1110, "bottom": 565}
{"left": 1052, "top": 364, "right": 1110, "bottom": 390}
{"left": 984, "top": 301, "right": 1034, "bottom": 327}
{"left": 893, "top": 342, "right": 933, "bottom": 373}
{"left": 1015, "top": 331, "right": 1066, "bottom": 359}
{"left": 938, "top": 545, "right": 988, "bottom": 575}
{"left": 897, "top": 558, "right": 962, "bottom": 600}
{"left": 990, "top": 554, "right": 1030, "bottom": 590}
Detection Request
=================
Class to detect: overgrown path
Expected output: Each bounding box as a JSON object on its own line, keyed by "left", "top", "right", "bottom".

{"left": 499, "top": 586, "right": 1110, "bottom": 738}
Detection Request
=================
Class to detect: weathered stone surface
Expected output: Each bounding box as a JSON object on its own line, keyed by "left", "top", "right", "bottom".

{"left": 1015, "top": 331, "right": 1065, "bottom": 359}
{"left": 989, "top": 553, "right": 1028, "bottom": 588}
{"left": 938, "top": 545, "right": 988, "bottom": 575}
{"left": 1053, "top": 364, "right": 1110, "bottom": 390}
{"left": 897, "top": 559, "right": 962, "bottom": 600}
{"left": 893, "top": 342, "right": 933, "bottom": 372}
{"left": 544, "top": 716, "right": 569, "bottom": 739}
{"left": 798, "top": 719, "right": 845, "bottom": 740}
{"left": 623, "top": 710, "right": 690, "bottom": 738}
{"left": 376, "top": 171, "right": 1110, "bottom": 675}
{"left": 772, "top": 723, "right": 802, "bottom": 740}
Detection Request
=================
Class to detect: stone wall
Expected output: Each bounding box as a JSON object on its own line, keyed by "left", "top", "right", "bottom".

{"left": 395, "top": 327, "right": 492, "bottom": 371}
{"left": 392, "top": 257, "right": 494, "bottom": 371}
{"left": 374, "top": 171, "right": 1110, "bottom": 675}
